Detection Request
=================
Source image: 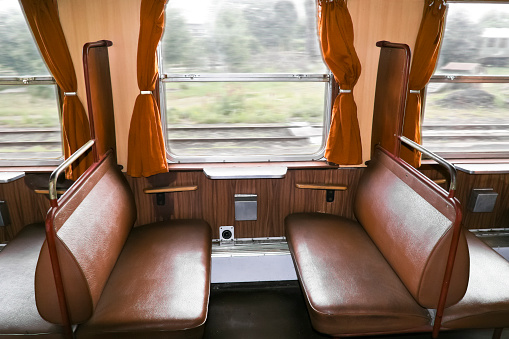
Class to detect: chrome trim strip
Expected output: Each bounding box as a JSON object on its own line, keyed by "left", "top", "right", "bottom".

{"left": 0, "top": 76, "right": 56, "bottom": 85}
{"left": 162, "top": 73, "right": 330, "bottom": 82}
{"left": 429, "top": 75, "right": 509, "bottom": 83}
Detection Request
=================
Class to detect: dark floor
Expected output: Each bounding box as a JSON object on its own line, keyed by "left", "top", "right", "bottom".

{"left": 203, "top": 281, "right": 508, "bottom": 339}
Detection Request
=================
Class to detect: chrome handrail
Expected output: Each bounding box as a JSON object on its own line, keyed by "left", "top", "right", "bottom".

{"left": 48, "top": 140, "right": 95, "bottom": 200}
{"left": 400, "top": 136, "right": 457, "bottom": 193}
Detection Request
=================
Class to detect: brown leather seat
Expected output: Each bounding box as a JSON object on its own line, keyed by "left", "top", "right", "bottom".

{"left": 35, "top": 152, "right": 212, "bottom": 338}
{"left": 286, "top": 213, "right": 431, "bottom": 336}
{"left": 0, "top": 223, "right": 64, "bottom": 338}
{"left": 285, "top": 147, "right": 469, "bottom": 336}
{"left": 76, "top": 220, "right": 211, "bottom": 339}
{"left": 442, "top": 231, "right": 509, "bottom": 330}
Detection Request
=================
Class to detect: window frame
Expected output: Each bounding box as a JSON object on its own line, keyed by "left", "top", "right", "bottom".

{"left": 158, "top": 0, "right": 333, "bottom": 164}
{"left": 159, "top": 71, "right": 333, "bottom": 163}
{"left": 423, "top": 0, "right": 509, "bottom": 160}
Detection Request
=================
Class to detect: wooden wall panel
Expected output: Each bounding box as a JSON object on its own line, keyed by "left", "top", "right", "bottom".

{"left": 126, "top": 166, "right": 509, "bottom": 239}
{"left": 348, "top": 0, "right": 424, "bottom": 165}
{"left": 58, "top": 0, "right": 141, "bottom": 170}
{"left": 421, "top": 166, "right": 509, "bottom": 230}
{"left": 455, "top": 171, "right": 509, "bottom": 230}
{"left": 126, "top": 168, "right": 364, "bottom": 239}
{"left": 2, "top": 166, "right": 509, "bottom": 243}
{"left": 0, "top": 177, "right": 49, "bottom": 243}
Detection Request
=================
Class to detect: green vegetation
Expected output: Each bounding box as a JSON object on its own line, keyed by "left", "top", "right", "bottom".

{"left": 425, "top": 83, "right": 509, "bottom": 125}
{"left": 0, "top": 89, "right": 60, "bottom": 128}
{"left": 165, "top": 82, "right": 324, "bottom": 125}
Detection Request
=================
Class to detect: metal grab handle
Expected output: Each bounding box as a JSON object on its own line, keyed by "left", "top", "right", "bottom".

{"left": 48, "top": 140, "right": 95, "bottom": 200}
{"left": 399, "top": 136, "right": 457, "bottom": 194}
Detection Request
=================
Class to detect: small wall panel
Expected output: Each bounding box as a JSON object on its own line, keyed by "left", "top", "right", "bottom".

{"left": 455, "top": 171, "right": 509, "bottom": 230}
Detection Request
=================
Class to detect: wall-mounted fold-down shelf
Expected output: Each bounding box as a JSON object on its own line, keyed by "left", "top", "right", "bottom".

{"left": 0, "top": 172, "right": 25, "bottom": 183}
{"left": 454, "top": 163, "right": 509, "bottom": 175}
{"left": 295, "top": 183, "right": 347, "bottom": 191}
{"left": 203, "top": 166, "right": 287, "bottom": 179}
{"left": 143, "top": 185, "right": 198, "bottom": 206}
{"left": 295, "top": 183, "right": 347, "bottom": 203}
{"left": 143, "top": 186, "right": 198, "bottom": 194}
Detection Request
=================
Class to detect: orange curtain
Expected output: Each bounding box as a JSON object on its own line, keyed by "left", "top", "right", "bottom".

{"left": 318, "top": 0, "right": 362, "bottom": 165}
{"left": 402, "top": 0, "right": 447, "bottom": 167}
{"left": 21, "top": 0, "right": 92, "bottom": 180}
{"left": 127, "top": 0, "right": 169, "bottom": 177}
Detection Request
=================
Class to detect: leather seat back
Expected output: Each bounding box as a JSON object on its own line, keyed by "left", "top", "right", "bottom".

{"left": 35, "top": 152, "right": 136, "bottom": 324}
{"left": 354, "top": 147, "right": 469, "bottom": 309}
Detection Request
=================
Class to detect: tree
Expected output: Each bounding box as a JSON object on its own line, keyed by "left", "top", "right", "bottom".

{"left": 0, "top": 9, "right": 48, "bottom": 76}
{"left": 162, "top": 10, "right": 205, "bottom": 70}
{"left": 479, "top": 10, "right": 509, "bottom": 29}
{"left": 437, "top": 10, "right": 482, "bottom": 68}
{"left": 214, "top": 7, "right": 252, "bottom": 72}
{"left": 272, "top": 1, "right": 298, "bottom": 50}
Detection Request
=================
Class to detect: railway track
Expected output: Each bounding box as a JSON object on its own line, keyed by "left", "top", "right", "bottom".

{"left": 2, "top": 124, "right": 509, "bottom": 157}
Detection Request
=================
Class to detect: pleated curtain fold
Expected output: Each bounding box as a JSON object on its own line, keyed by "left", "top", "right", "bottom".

{"left": 402, "top": 0, "right": 447, "bottom": 167}
{"left": 21, "top": 0, "right": 93, "bottom": 180}
{"left": 318, "top": 0, "right": 362, "bottom": 165}
{"left": 127, "top": 0, "right": 169, "bottom": 177}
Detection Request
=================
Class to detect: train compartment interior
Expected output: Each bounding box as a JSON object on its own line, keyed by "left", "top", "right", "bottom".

{"left": 1, "top": 0, "right": 509, "bottom": 338}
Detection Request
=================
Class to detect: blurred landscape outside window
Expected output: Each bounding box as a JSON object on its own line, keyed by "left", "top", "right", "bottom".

{"left": 0, "top": 0, "right": 62, "bottom": 165}
{"left": 423, "top": 2, "right": 509, "bottom": 158}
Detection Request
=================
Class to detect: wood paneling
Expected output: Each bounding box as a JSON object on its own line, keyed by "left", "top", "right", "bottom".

{"left": 126, "top": 168, "right": 364, "bottom": 239}
{"left": 2, "top": 166, "right": 509, "bottom": 242}
{"left": 126, "top": 166, "right": 509, "bottom": 238}
{"left": 0, "top": 177, "right": 50, "bottom": 243}
{"left": 58, "top": 0, "right": 141, "bottom": 169}
{"left": 421, "top": 166, "right": 509, "bottom": 230}
{"left": 83, "top": 41, "right": 116, "bottom": 161}
{"left": 348, "top": 0, "right": 424, "bottom": 165}
{"left": 455, "top": 171, "right": 509, "bottom": 230}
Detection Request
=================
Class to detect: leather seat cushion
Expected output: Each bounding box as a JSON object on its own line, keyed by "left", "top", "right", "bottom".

{"left": 285, "top": 213, "right": 431, "bottom": 336}
{"left": 76, "top": 219, "right": 212, "bottom": 339}
{"left": 442, "top": 231, "right": 509, "bottom": 329}
{"left": 0, "top": 223, "right": 63, "bottom": 338}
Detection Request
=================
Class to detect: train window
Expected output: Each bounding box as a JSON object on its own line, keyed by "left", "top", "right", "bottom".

{"left": 0, "top": 1, "right": 62, "bottom": 166}
{"left": 160, "top": 0, "right": 331, "bottom": 162}
{"left": 423, "top": 2, "right": 509, "bottom": 158}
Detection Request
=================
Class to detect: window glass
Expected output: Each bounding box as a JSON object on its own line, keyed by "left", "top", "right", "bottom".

{"left": 0, "top": 1, "right": 49, "bottom": 76}
{"left": 163, "top": 0, "right": 325, "bottom": 74}
{"left": 423, "top": 3, "right": 509, "bottom": 157}
{"left": 0, "top": 1, "right": 62, "bottom": 164}
{"left": 434, "top": 3, "right": 509, "bottom": 75}
{"left": 161, "top": 0, "right": 329, "bottom": 162}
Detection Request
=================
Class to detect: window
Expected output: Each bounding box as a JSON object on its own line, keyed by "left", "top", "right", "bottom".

{"left": 0, "top": 1, "right": 62, "bottom": 165}
{"left": 423, "top": 2, "right": 509, "bottom": 158}
{"left": 160, "top": 0, "right": 330, "bottom": 162}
